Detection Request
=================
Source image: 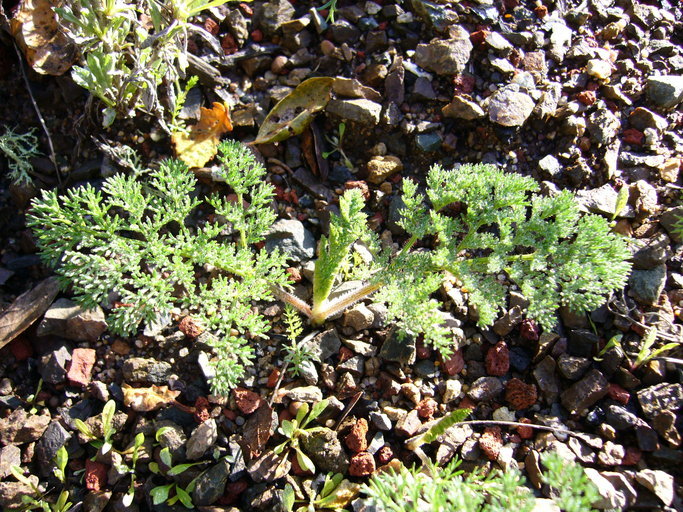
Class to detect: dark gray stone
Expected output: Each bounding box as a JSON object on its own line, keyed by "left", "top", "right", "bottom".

{"left": 534, "top": 355, "right": 560, "bottom": 402}
{"left": 637, "top": 383, "right": 683, "bottom": 419}
{"left": 193, "top": 458, "right": 230, "bottom": 506}
{"left": 467, "top": 376, "right": 503, "bottom": 402}
{"left": 561, "top": 369, "right": 609, "bottom": 413}
{"left": 557, "top": 354, "right": 591, "bottom": 380}
{"left": 39, "top": 345, "right": 72, "bottom": 385}
{"left": 629, "top": 265, "right": 667, "bottom": 305}
{"left": 264, "top": 219, "right": 316, "bottom": 262}
{"left": 415, "top": 132, "right": 442, "bottom": 152}
{"left": 605, "top": 405, "right": 638, "bottom": 431}
{"left": 301, "top": 428, "right": 349, "bottom": 473}
{"left": 303, "top": 329, "right": 341, "bottom": 362}
{"left": 568, "top": 329, "right": 600, "bottom": 358}
{"left": 35, "top": 420, "right": 71, "bottom": 477}
{"left": 646, "top": 75, "right": 683, "bottom": 109}
{"left": 122, "top": 358, "right": 172, "bottom": 385}
{"left": 379, "top": 329, "right": 416, "bottom": 365}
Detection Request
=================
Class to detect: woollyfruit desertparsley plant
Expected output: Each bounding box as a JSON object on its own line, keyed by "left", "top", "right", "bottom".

{"left": 27, "top": 141, "right": 290, "bottom": 395}
{"left": 275, "top": 163, "right": 632, "bottom": 358}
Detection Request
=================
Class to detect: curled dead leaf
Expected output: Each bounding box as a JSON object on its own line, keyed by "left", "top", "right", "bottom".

{"left": 10, "top": 0, "right": 77, "bottom": 75}
{"left": 122, "top": 383, "right": 180, "bottom": 412}
{"left": 172, "top": 101, "right": 233, "bottom": 168}
{"left": 253, "top": 77, "right": 334, "bottom": 145}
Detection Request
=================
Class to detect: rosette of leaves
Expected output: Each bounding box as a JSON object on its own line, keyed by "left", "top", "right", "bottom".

{"left": 28, "top": 141, "right": 290, "bottom": 394}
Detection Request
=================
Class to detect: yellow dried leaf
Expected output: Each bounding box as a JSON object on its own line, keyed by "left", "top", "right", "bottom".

{"left": 172, "top": 102, "right": 233, "bottom": 168}
{"left": 122, "top": 383, "right": 180, "bottom": 412}
{"left": 10, "top": 0, "right": 77, "bottom": 76}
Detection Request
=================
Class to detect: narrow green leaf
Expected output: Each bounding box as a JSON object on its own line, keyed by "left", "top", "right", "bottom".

{"left": 175, "top": 486, "right": 194, "bottom": 508}
{"left": 160, "top": 447, "right": 173, "bottom": 467}
{"left": 150, "top": 484, "right": 173, "bottom": 505}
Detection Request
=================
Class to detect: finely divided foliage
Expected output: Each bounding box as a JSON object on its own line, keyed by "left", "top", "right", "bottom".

{"left": 27, "top": 141, "right": 290, "bottom": 395}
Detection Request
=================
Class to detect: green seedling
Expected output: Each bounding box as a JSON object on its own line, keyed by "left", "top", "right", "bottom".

{"left": 322, "top": 123, "right": 353, "bottom": 170}
{"left": 52, "top": 446, "right": 69, "bottom": 485}
{"left": 73, "top": 399, "right": 117, "bottom": 455}
{"left": 317, "top": 0, "right": 339, "bottom": 23}
{"left": 631, "top": 327, "right": 679, "bottom": 370}
{"left": 283, "top": 472, "right": 360, "bottom": 512}
{"left": 0, "top": 126, "right": 42, "bottom": 185}
{"left": 594, "top": 334, "right": 622, "bottom": 362}
{"left": 10, "top": 463, "right": 72, "bottom": 512}
{"left": 149, "top": 446, "right": 205, "bottom": 509}
{"left": 274, "top": 399, "right": 329, "bottom": 473}
{"left": 282, "top": 305, "right": 316, "bottom": 377}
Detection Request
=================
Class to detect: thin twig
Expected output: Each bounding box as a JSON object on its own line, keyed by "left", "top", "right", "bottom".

{"left": 13, "top": 42, "right": 61, "bottom": 186}
{"left": 445, "top": 420, "right": 584, "bottom": 438}
{"left": 334, "top": 391, "right": 362, "bottom": 431}
{"left": 267, "top": 360, "right": 289, "bottom": 408}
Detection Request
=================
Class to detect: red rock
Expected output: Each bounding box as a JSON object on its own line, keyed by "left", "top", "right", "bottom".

{"left": 67, "top": 348, "right": 96, "bottom": 387}
{"left": 267, "top": 368, "right": 280, "bottom": 388}
{"left": 250, "top": 29, "right": 263, "bottom": 42}
{"left": 338, "top": 346, "right": 354, "bottom": 363}
{"left": 470, "top": 30, "right": 488, "bottom": 46}
{"left": 395, "top": 409, "right": 421, "bottom": 437}
{"left": 345, "top": 180, "right": 370, "bottom": 200}
{"left": 178, "top": 316, "right": 203, "bottom": 338}
{"left": 458, "top": 396, "right": 476, "bottom": 410}
{"left": 345, "top": 418, "right": 369, "bottom": 453}
{"left": 454, "top": 74, "right": 476, "bottom": 94}
{"left": 85, "top": 459, "right": 108, "bottom": 491}
{"left": 416, "top": 342, "right": 432, "bottom": 360}
{"left": 233, "top": 387, "right": 262, "bottom": 415}
{"left": 442, "top": 350, "right": 464, "bottom": 376}
{"left": 221, "top": 33, "right": 238, "bottom": 55}
{"left": 286, "top": 267, "right": 302, "bottom": 282}
{"left": 505, "top": 378, "right": 538, "bottom": 410}
{"left": 503, "top": 0, "right": 519, "bottom": 9}
{"left": 517, "top": 418, "right": 534, "bottom": 440}
{"left": 377, "top": 445, "right": 394, "bottom": 465}
{"left": 622, "top": 446, "right": 641, "bottom": 466}
{"left": 349, "top": 452, "right": 376, "bottom": 477}
{"left": 577, "top": 90, "right": 597, "bottom": 106}
{"left": 623, "top": 128, "right": 644, "bottom": 146}
{"left": 416, "top": 398, "right": 437, "bottom": 419}
{"left": 223, "top": 409, "right": 237, "bottom": 421}
{"left": 239, "top": 2, "right": 253, "bottom": 16}
{"left": 534, "top": 4, "right": 548, "bottom": 17}
{"left": 9, "top": 336, "right": 33, "bottom": 361}
{"left": 194, "top": 397, "right": 210, "bottom": 423}
{"left": 486, "top": 341, "right": 510, "bottom": 377}
{"left": 479, "top": 426, "right": 503, "bottom": 461}
{"left": 519, "top": 319, "right": 539, "bottom": 341}
{"left": 607, "top": 383, "right": 630, "bottom": 405}
{"left": 204, "top": 18, "right": 219, "bottom": 35}
{"left": 219, "top": 479, "right": 248, "bottom": 505}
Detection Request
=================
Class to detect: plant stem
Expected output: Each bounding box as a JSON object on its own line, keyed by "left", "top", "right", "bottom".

{"left": 310, "top": 281, "right": 382, "bottom": 325}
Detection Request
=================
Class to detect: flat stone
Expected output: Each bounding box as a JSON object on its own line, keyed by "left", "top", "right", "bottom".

{"left": 379, "top": 329, "right": 416, "bottom": 365}
{"left": 0, "top": 445, "right": 21, "bottom": 479}
{"left": 122, "top": 357, "right": 172, "bottom": 385}
{"left": 35, "top": 420, "right": 71, "bottom": 477}
{"left": 193, "top": 458, "right": 230, "bottom": 505}
{"left": 326, "top": 99, "right": 382, "bottom": 125}
{"left": 39, "top": 345, "right": 72, "bottom": 385}
{"left": 303, "top": 329, "right": 341, "bottom": 362}
{"left": 637, "top": 383, "right": 683, "bottom": 419}
{"left": 37, "top": 298, "right": 107, "bottom": 342}
{"left": 442, "top": 95, "right": 485, "bottom": 120}
{"left": 629, "top": 265, "right": 666, "bottom": 305}
{"left": 366, "top": 156, "right": 403, "bottom": 184}
{"left": 186, "top": 419, "right": 218, "bottom": 460}
{"left": 467, "top": 376, "right": 503, "bottom": 402}
{"left": 414, "top": 27, "right": 472, "bottom": 75}
{"left": 659, "top": 206, "right": 683, "bottom": 243}
{"left": 486, "top": 87, "right": 535, "bottom": 126}
{"left": 282, "top": 385, "right": 323, "bottom": 403}
{"left": 557, "top": 354, "right": 591, "bottom": 380}
{"left": 0, "top": 475, "right": 39, "bottom": 509}
{"left": 533, "top": 355, "right": 560, "bottom": 403}
{"left": 264, "top": 219, "right": 315, "bottom": 262}
{"left": 301, "top": 428, "right": 349, "bottom": 473}
{"left": 635, "top": 469, "right": 675, "bottom": 506}
{"left": 0, "top": 408, "right": 50, "bottom": 445}
{"left": 561, "top": 369, "right": 608, "bottom": 413}
{"left": 646, "top": 75, "right": 683, "bottom": 109}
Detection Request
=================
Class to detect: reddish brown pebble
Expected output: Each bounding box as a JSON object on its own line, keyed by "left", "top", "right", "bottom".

{"left": 607, "top": 383, "right": 630, "bottom": 405}
{"left": 9, "top": 337, "right": 33, "bottom": 361}
{"left": 286, "top": 267, "right": 302, "bottom": 282}
{"left": 339, "top": 346, "right": 354, "bottom": 363}
{"left": 345, "top": 418, "right": 369, "bottom": 453}
{"left": 443, "top": 349, "right": 465, "bottom": 376}
{"left": 517, "top": 418, "right": 534, "bottom": 439}
{"left": 194, "top": 397, "right": 210, "bottom": 423}
{"left": 349, "top": 452, "right": 376, "bottom": 477}
{"left": 239, "top": 2, "right": 253, "bottom": 16}
{"left": 459, "top": 396, "right": 476, "bottom": 410}
{"left": 470, "top": 30, "right": 488, "bottom": 45}
{"left": 233, "top": 387, "right": 262, "bottom": 415}
{"left": 395, "top": 409, "right": 422, "bottom": 437}
{"left": 345, "top": 180, "right": 370, "bottom": 199}
{"left": 416, "top": 343, "right": 432, "bottom": 360}
{"left": 416, "top": 398, "right": 437, "bottom": 419}
{"left": 623, "top": 128, "right": 644, "bottom": 146}
{"left": 223, "top": 409, "right": 237, "bottom": 421}
{"left": 377, "top": 445, "right": 394, "bottom": 464}
{"left": 576, "top": 90, "right": 596, "bottom": 106}
{"left": 534, "top": 5, "right": 548, "bottom": 17}
{"left": 505, "top": 378, "right": 538, "bottom": 410}
{"left": 179, "top": 316, "right": 204, "bottom": 338}
{"left": 250, "top": 29, "right": 263, "bottom": 42}
{"left": 204, "top": 18, "right": 219, "bottom": 36}
{"left": 219, "top": 480, "right": 248, "bottom": 505}
{"left": 454, "top": 74, "right": 475, "bottom": 94}
{"left": 271, "top": 55, "right": 289, "bottom": 74}
{"left": 519, "top": 319, "right": 539, "bottom": 341}
{"left": 622, "top": 446, "right": 641, "bottom": 466}
{"left": 221, "top": 33, "right": 238, "bottom": 55}
{"left": 111, "top": 339, "right": 131, "bottom": 356}
{"left": 486, "top": 341, "right": 510, "bottom": 377}
{"left": 85, "top": 460, "right": 108, "bottom": 491}
{"left": 67, "top": 348, "right": 96, "bottom": 387}
{"left": 479, "top": 426, "right": 503, "bottom": 461}
{"left": 267, "top": 368, "right": 280, "bottom": 388}
{"left": 503, "top": 0, "right": 519, "bottom": 9}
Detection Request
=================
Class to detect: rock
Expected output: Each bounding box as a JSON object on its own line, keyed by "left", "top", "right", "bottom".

{"left": 122, "top": 357, "right": 172, "bottom": 385}
{"left": 85, "top": 459, "right": 108, "bottom": 491}
{"left": 479, "top": 426, "right": 502, "bottom": 460}
{"left": 585, "top": 469, "right": 629, "bottom": 509}
{"left": 442, "top": 379, "right": 462, "bottom": 403}
{"left": 659, "top": 206, "right": 683, "bottom": 243}
{"left": 254, "top": 0, "right": 295, "bottom": 36}
{"left": 326, "top": 99, "right": 382, "bottom": 125}
{"left": 366, "top": 155, "right": 403, "bottom": 185}
{"left": 635, "top": 424, "right": 659, "bottom": 451}
{"left": 154, "top": 420, "right": 186, "bottom": 459}
{"left": 233, "top": 388, "right": 263, "bottom": 415}
{"left": 328, "top": 19, "right": 361, "bottom": 44}
{"left": 505, "top": 378, "right": 537, "bottom": 410}
{"left": 186, "top": 419, "right": 218, "bottom": 460}
{"left": 338, "top": 355, "right": 364, "bottom": 376}
{"left": 467, "top": 376, "right": 503, "bottom": 402}
{"left": 380, "top": 329, "right": 416, "bottom": 365}
{"left": 349, "top": 452, "right": 375, "bottom": 476}
{"left": 486, "top": 87, "right": 535, "bottom": 126}
{"left": 533, "top": 355, "right": 560, "bottom": 403}
{"left": 632, "top": 233, "right": 672, "bottom": 270}
{"left": 414, "top": 360, "right": 437, "bottom": 378}
{"left": 35, "top": 420, "right": 71, "bottom": 476}
{"left": 557, "top": 354, "right": 591, "bottom": 380}
{"left": 415, "top": 133, "right": 442, "bottom": 152}
{"left": 0, "top": 408, "right": 50, "bottom": 445}
{"left": 0, "top": 445, "right": 21, "bottom": 479}
{"left": 629, "top": 107, "right": 668, "bottom": 132}
{"left": 485, "top": 341, "right": 509, "bottom": 376}
{"left": 82, "top": 491, "right": 112, "bottom": 512}
{"left": 531, "top": 498, "right": 561, "bottom": 512}
{"left": 39, "top": 345, "right": 71, "bottom": 385}
{"left": 637, "top": 383, "right": 683, "bottom": 419}
{"left": 598, "top": 441, "right": 625, "bottom": 466}
{"left": 414, "top": 27, "right": 472, "bottom": 75}
{"left": 629, "top": 265, "right": 666, "bottom": 305}
{"left": 265, "top": 219, "right": 315, "bottom": 262}
{"left": 646, "top": 75, "right": 683, "bottom": 109}
{"left": 395, "top": 409, "right": 421, "bottom": 437}
{"left": 302, "top": 329, "right": 341, "bottom": 362}
{"left": 492, "top": 306, "right": 522, "bottom": 336}
{"left": 369, "top": 411, "right": 392, "bottom": 431}
{"left": 632, "top": 180, "right": 658, "bottom": 216}
{"left": 567, "top": 329, "right": 599, "bottom": 358}
{"left": 301, "top": 428, "right": 349, "bottom": 473}
{"left": 37, "top": 298, "right": 107, "bottom": 342}
{"left": 560, "top": 369, "right": 608, "bottom": 413}
{"left": 282, "top": 386, "right": 323, "bottom": 403}
{"left": 0, "top": 475, "right": 39, "bottom": 509}
{"left": 538, "top": 155, "right": 562, "bottom": 176}
{"left": 345, "top": 418, "right": 368, "bottom": 453}
{"left": 635, "top": 469, "right": 675, "bottom": 506}
{"left": 342, "top": 338, "right": 376, "bottom": 357}
{"left": 586, "top": 59, "right": 612, "bottom": 79}
{"left": 442, "top": 95, "right": 485, "bottom": 120}
{"left": 247, "top": 450, "right": 290, "bottom": 484}
{"left": 193, "top": 458, "right": 230, "bottom": 506}
{"left": 587, "top": 107, "right": 620, "bottom": 145}
{"left": 652, "top": 411, "right": 681, "bottom": 446}
{"left": 605, "top": 405, "right": 638, "bottom": 431}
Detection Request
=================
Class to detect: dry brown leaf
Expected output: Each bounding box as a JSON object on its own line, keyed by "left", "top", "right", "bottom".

{"left": 122, "top": 383, "right": 180, "bottom": 412}
{"left": 0, "top": 277, "right": 59, "bottom": 350}
{"left": 172, "top": 101, "right": 233, "bottom": 168}
{"left": 253, "top": 77, "right": 334, "bottom": 145}
{"left": 239, "top": 403, "right": 276, "bottom": 461}
{"left": 10, "top": 0, "right": 77, "bottom": 75}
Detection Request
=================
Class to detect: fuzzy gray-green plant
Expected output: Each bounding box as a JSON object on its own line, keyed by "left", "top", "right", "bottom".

{"left": 0, "top": 126, "right": 42, "bottom": 185}
{"left": 27, "top": 140, "right": 290, "bottom": 395}
{"left": 277, "top": 163, "right": 632, "bottom": 358}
